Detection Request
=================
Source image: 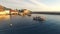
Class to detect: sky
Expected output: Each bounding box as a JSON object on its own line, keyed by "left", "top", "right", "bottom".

{"left": 0, "top": 0, "right": 60, "bottom": 12}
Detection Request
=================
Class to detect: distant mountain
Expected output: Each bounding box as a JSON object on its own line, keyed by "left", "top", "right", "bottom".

{"left": 32, "top": 12, "right": 60, "bottom": 15}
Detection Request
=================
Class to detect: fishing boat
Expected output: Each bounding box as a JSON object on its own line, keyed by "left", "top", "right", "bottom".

{"left": 33, "top": 16, "right": 45, "bottom": 21}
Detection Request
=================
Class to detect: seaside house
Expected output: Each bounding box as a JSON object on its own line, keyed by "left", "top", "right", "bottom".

{"left": 10, "top": 9, "right": 18, "bottom": 15}
{"left": 0, "top": 10, "right": 10, "bottom": 15}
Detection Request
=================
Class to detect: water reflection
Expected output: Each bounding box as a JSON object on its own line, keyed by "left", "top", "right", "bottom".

{"left": 0, "top": 15, "right": 10, "bottom": 20}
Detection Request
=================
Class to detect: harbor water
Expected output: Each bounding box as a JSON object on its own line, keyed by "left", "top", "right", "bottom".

{"left": 0, "top": 14, "right": 60, "bottom": 34}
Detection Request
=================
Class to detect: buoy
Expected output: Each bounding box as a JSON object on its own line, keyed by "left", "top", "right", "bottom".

{"left": 10, "top": 24, "right": 12, "bottom": 26}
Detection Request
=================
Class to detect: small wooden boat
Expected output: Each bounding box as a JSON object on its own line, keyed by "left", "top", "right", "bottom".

{"left": 33, "top": 16, "right": 45, "bottom": 21}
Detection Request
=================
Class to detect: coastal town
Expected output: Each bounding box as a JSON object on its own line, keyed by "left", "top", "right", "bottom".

{"left": 0, "top": 5, "right": 32, "bottom": 16}
{"left": 0, "top": 5, "right": 45, "bottom": 21}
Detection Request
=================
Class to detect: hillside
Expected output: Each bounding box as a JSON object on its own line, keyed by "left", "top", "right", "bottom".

{"left": 0, "top": 5, "right": 11, "bottom": 11}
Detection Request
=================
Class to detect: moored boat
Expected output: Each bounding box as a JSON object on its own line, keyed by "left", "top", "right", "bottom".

{"left": 33, "top": 16, "right": 46, "bottom": 21}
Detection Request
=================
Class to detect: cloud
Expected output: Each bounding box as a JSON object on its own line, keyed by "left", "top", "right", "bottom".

{"left": 29, "top": 0, "right": 60, "bottom": 11}
{"left": 0, "top": 0, "right": 60, "bottom": 11}
{"left": 29, "top": 0, "right": 50, "bottom": 11}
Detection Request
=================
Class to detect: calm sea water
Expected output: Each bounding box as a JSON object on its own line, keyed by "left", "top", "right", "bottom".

{"left": 0, "top": 14, "right": 60, "bottom": 34}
